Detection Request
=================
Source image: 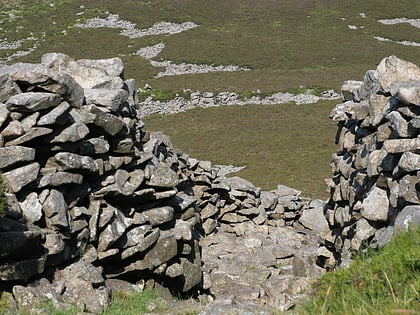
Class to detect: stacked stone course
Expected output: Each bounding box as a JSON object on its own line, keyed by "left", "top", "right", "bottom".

{"left": 2, "top": 52, "right": 417, "bottom": 313}
{"left": 318, "top": 55, "right": 420, "bottom": 268}
{"left": 0, "top": 53, "right": 323, "bottom": 313}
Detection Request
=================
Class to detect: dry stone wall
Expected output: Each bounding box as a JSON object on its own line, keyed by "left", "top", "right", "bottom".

{"left": 0, "top": 53, "right": 324, "bottom": 313}
{"left": 318, "top": 55, "right": 420, "bottom": 269}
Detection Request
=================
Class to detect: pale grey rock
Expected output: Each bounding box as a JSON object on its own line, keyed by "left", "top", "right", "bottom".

{"left": 38, "top": 172, "right": 83, "bottom": 188}
{"left": 88, "top": 199, "right": 100, "bottom": 242}
{"left": 80, "top": 137, "right": 110, "bottom": 155}
{"left": 97, "top": 204, "right": 114, "bottom": 228}
{"left": 202, "top": 218, "right": 217, "bottom": 235}
{"left": 12, "top": 278, "right": 61, "bottom": 311}
{"left": 367, "top": 149, "right": 387, "bottom": 177}
{"left": 226, "top": 176, "right": 259, "bottom": 195}
{"left": 394, "top": 205, "right": 420, "bottom": 230}
{"left": 0, "top": 67, "right": 21, "bottom": 103}
{"left": 21, "top": 112, "right": 39, "bottom": 132}
{"left": 351, "top": 218, "right": 376, "bottom": 250}
{"left": 8, "top": 62, "right": 84, "bottom": 108}
{"left": 96, "top": 169, "right": 144, "bottom": 196}
{"left": 1, "top": 120, "right": 24, "bottom": 140}
{"left": 6, "top": 92, "right": 62, "bottom": 112}
{"left": 330, "top": 102, "right": 350, "bottom": 122}
{"left": 220, "top": 212, "right": 247, "bottom": 223}
{"left": 299, "top": 206, "right": 329, "bottom": 232}
{"left": 42, "top": 53, "right": 125, "bottom": 89}
{"left": 171, "top": 191, "right": 197, "bottom": 211}
{"left": 19, "top": 192, "right": 42, "bottom": 224}
{"left": 55, "top": 261, "right": 104, "bottom": 286}
{"left": 98, "top": 209, "right": 132, "bottom": 252}
{"left": 0, "top": 103, "right": 10, "bottom": 129}
{"left": 3, "top": 162, "right": 40, "bottom": 193}
{"left": 359, "top": 69, "right": 380, "bottom": 100}
{"left": 200, "top": 203, "right": 219, "bottom": 220}
{"left": 369, "top": 94, "right": 390, "bottom": 126}
{"left": 252, "top": 207, "right": 267, "bottom": 225}
{"left": 85, "top": 104, "right": 126, "bottom": 136}
{"left": 341, "top": 80, "right": 363, "bottom": 102}
{"left": 0, "top": 146, "right": 35, "bottom": 170}
{"left": 388, "top": 111, "right": 409, "bottom": 137}
{"left": 110, "top": 135, "right": 133, "bottom": 153}
{"left": 121, "top": 229, "right": 160, "bottom": 260}
{"left": 373, "top": 226, "right": 395, "bottom": 248}
{"left": 44, "top": 233, "right": 65, "bottom": 256}
{"left": 409, "top": 117, "right": 420, "bottom": 136}
{"left": 173, "top": 220, "right": 193, "bottom": 241}
{"left": 361, "top": 186, "right": 390, "bottom": 222}
{"left": 275, "top": 184, "right": 301, "bottom": 197}
{"left": 391, "top": 81, "right": 420, "bottom": 105}
{"left": 377, "top": 122, "right": 392, "bottom": 142}
{"left": 105, "top": 278, "right": 144, "bottom": 293}
{"left": 123, "top": 225, "right": 152, "bottom": 247}
{"left": 257, "top": 192, "right": 277, "bottom": 211}
{"left": 376, "top": 55, "right": 420, "bottom": 93}
{"left": 398, "top": 175, "right": 420, "bottom": 204}
{"left": 126, "top": 234, "right": 178, "bottom": 271}
{"left": 51, "top": 121, "right": 89, "bottom": 143}
{"left": 53, "top": 152, "right": 98, "bottom": 173}
{"left": 146, "top": 161, "right": 178, "bottom": 187}
{"left": 61, "top": 279, "right": 111, "bottom": 314}
{"left": 71, "top": 57, "right": 124, "bottom": 84}
{"left": 317, "top": 246, "right": 337, "bottom": 269}
{"left": 396, "top": 151, "right": 420, "bottom": 173}
{"left": 166, "top": 262, "right": 183, "bottom": 278}
{"left": 179, "top": 258, "right": 202, "bottom": 292}
{"left": 37, "top": 101, "right": 71, "bottom": 126}
{"left": 42, "top": 189, "right": 70, "bottom": 231}
{"left": 84, "top": 88, "right": 128, "bottom": 112}
{"left": 383, "top": 138, "right": 420, "bottom": 153}
{"left": 141, "top": 206, "right": 174, "bottom": 226}
{"left": 333, "top": 206, "right": 351, "bottom": 227}
{"left": 5, "top": 127, "right": 53, "bottom": 146}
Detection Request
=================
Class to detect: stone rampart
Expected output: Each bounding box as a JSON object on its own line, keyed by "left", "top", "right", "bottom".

{"left": 318, "top": 55, "right": 420, "bottom": 268}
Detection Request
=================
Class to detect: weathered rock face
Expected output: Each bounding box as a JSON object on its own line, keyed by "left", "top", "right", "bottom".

{"left": 319, "top": 55, "right": 420, "bottom": 269}
{"left": 3, "top": 53, "right": 414, "bottom": 313}
{"left": 0, "top": 54, "right": 204, "bottom": 312}
{"left": 0, "top": 53, "right": 325, "bottom": 313}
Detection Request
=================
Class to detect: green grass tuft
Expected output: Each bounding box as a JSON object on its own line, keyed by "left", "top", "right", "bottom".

{"left": 299, "top": 226, "right": 420, "bottom": 315}
{"left": 103, "top": 289, "right": 168, "bottom": 315}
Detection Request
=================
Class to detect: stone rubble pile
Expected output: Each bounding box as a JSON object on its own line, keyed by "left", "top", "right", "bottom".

{"left": 0, "top": 53, "right": 327, "bottom": 314}
{"left": 2, "top": 51, "right": 416, "bottom": 314}
{"left": 139, "top": 89, "right": 340, "bottom": 117}
{"left": 318, "top": 55, "right": 420, "bottom": 268}
{"left": 76, "top": 13, "right": 199, "bottom": 39}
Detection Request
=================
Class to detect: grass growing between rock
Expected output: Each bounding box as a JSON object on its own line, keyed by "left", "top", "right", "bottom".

{"left": 299, "top": 226, "right": 420, "bottom": 315}
{"left": 144, "top": 100, "right": 337, "bottom": 199}
{"left": 103, "top": 289, "right": 168, "bottom": 315}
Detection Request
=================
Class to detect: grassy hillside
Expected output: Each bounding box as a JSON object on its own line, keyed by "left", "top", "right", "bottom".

{"left": 144, "top": 101, "right": 338, "bottom": 198}
{"left": 0, "top": 0, "right": 419, "bottom": 195}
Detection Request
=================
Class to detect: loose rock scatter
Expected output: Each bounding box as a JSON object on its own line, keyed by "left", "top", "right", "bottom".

{"left": 139, "top": 89, "right": 341, "bottom": 117}
{"left": 76, "top": 13, "right": 199, "bottom": 38}
{"left": 378, "top": 17, "right": 420, "bottom": 28}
